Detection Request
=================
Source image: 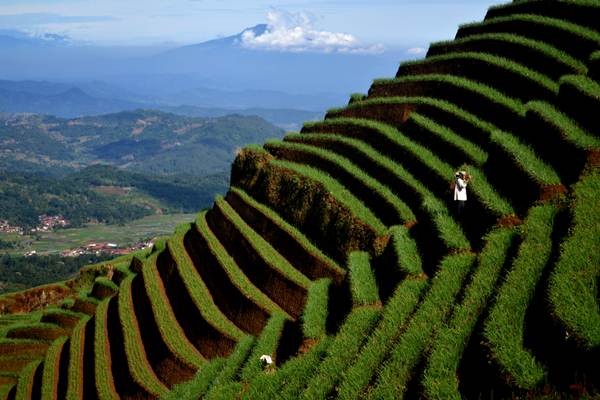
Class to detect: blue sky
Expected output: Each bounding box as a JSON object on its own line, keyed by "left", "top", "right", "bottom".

{"left": 0, "top": 0, "right": 501, "bottom": 48}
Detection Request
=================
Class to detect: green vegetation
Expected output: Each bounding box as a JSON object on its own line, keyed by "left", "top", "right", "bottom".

{"left": 372, "top": 74, "right": 525, "bottom": 116}
{"left": 549, "top": 171, "right": 600, "bottom": 348}
{"left": 117, "top": 275, "right": 169, "bottom": 397}
{"left": 0, "top": 253, "right": 112, "bottom": 295}
{"left": 370, "top": 253, "right": 476, "bottom": 399}
{"left": 2, "top": 2, "right": 599, "bottom": 400}
{"left": 336, "top": 278, "right": 427, "bottom": 400}
{"left": 93, "top": 298, "right": 119, "bottom": 400}
{"left": 162, "top": 358, "right": 227, "bottom": 400}
{"left": 388, "top": 226, "right": 422, "bottom": 276}
{"left": 66, "top": 316, "right": 90, "bottom": 400}
{"left": 347, "top": 252, "right": 380, "bottom": 307}
{"left": 301, "top": 307, "right": 381, "bottom": 400}
{"left": 270, "top": 159, "right": 387, "bottom": 235}
{"left": 214, "top": 197, "right": 311, "bottom": 290}
{"left": 194, "top": 211, "right": 287, "bottom": 316}
{"left": 428, "top": 33, "right": 586, "bottom": 76}
{"left": 239, "top": 313, "right": 288, "bottom": 381}
{"left": 301, "top": 279, "right": 331, "bottom": 340}
{"left": 167, "top": 225, "right": 245, "bottom": 340}
{"left": 398, "top": 51, "right": 558, "bottom": 94}
{"left": 422, "top": 228, "right": 515, "bottom": 400}
{"left": 40, "top": 336, "right": 68, "bottom": 400}
{"left": 291, "top": 129, "right": 470, "bottom": 249}
{"left": 141, "top": 254, "right": 205, "bottom": 369}
{"left": 484, "top": 205, "right": 557, "bottom": 389}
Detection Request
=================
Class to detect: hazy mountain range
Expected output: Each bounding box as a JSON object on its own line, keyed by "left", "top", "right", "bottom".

{"left": 0, "top": 25, "right": 409, "bottom": 121}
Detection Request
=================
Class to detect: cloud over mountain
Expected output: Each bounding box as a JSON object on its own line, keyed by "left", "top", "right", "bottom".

{"left": 240, "top": 9, "right": 384, "bottom": 54}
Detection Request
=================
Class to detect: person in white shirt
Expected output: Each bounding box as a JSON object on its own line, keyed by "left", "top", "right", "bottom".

{"left": 454, "top": 171, "right": 468, "bottom": 216}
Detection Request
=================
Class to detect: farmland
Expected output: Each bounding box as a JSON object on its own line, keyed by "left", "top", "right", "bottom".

{"left": 0, "top": 1, "right": 598, "bottom": 399}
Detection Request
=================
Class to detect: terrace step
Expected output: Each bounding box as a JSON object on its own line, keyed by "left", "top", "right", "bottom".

{"left": 523, "top": 101, "right": 600, "bottom": 183}
{"left": 427, "top": 33, "right": 586, "bottom": 81}
{"left": 369, "top": 253, "right": 477, "bottom": 399}
{"left": 485, "top": 0, "right": 600, "bottom": 30}
{"left": 368, "top": 74, "right": 526, "bottom": 132}
{"left": 396, "top": 51, "right": 557, "bottom": 103}
{"left": 231, "top": 147, "right": 387, "bottom": 261}
{"left": 14, "top": 360, "right": 42, "bottom": 400}
{"left": 265, "top": 139, "right": 415, "bottom": 228}
{"left": 207, "top": 197, "right": 310, "bottom": 320}
{"left": 225, "top": 187, "right": 346, "bottom": 284}
{"left": 455, "top": 14, "right": 600, "bottom": 62}
{"left": 116, "top": 274, "right": 171, "bottom": 395}
{"left": 557, "top": 74, "right": 600, "bottom": 137}
{"left": 40, "top": 336, "right": 68, "bottom": 400}
{"left": 286, "top": 129, "right": 469, "bottom": 268}
{"left": 422, "top": 228, "right": 516, "bottom": 400}
{"left": 483, "top": 205, "right": 557, "bottom": 390}
{"left": 6, "top": 323, "right": 69, "bottom": 343}
{"left": 65, "top": 316, "right": 92, "bottom": 400}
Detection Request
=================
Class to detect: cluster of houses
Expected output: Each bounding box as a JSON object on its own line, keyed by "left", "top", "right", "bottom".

{"left": 31, "top": 215, "right": 70, "bottom": 232}
{"left": 0, "top": 220, "right": 23, "bottom": 234}
{"left": 0, "top": 215, "right": 70, "bottom": 235}
{"left": 59, "top": 240, "right": 154, "bottom": 258}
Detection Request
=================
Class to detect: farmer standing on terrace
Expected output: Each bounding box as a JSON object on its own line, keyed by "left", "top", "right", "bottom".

{"left": 454, "top": 171, "right": 469, "bottom": 216}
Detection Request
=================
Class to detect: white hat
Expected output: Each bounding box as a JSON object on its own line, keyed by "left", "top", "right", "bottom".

{"left": 259, "top": 354, "right": 273, "bottom": 365}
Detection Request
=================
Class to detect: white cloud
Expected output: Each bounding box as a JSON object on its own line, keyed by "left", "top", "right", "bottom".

{"left": 406, "top": 47, "right": 426, "bottom": 55}
{"left": 240, "top": 9, "right": 384, "bottom": 54}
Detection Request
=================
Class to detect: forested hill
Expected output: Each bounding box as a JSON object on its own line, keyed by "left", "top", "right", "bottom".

{"left": 0, "top": 166, "right": 228, "bottom": 229}
{"left": 0, "top": 110, "right": 284, "bottom": 176}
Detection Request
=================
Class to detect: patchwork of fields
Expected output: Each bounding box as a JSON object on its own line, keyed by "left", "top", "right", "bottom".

{"left": 0, "top": 1, "right": 599, "bottom": 399}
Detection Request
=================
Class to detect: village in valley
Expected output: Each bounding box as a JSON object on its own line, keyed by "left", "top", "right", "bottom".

{"left": 1, "top": 215, "right": 154, "bottom": 257}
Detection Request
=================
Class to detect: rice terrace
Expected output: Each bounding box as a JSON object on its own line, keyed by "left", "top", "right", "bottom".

{"left": 0, "top": 0, "right": 599, "bottom": 399}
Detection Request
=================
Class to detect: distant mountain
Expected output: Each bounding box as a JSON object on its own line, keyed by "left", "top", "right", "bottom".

{"left": 0, "top": 81, "right": 144, "bottom": 118}
{"left": 147, "top": 25, "right": 404, "bottom": 95}
{"left": 0, "top": 110, "right": 284, "bottom": 176}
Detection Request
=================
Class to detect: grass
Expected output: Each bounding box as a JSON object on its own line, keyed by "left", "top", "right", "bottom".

{"left": 348, "top": 252, "right": 380, "bottom": 307}
{"left": 214, "top": 197, "right": 312, "bottom": 290}
{"left": 336, "top": 278, "right": 427, "bottom": 400}
{"left": 14, "top": 359, "right": 41, "bottom": 400}
{"left": 117, "top": 274, "right": 169, "bottom": 397}
{"left": 372, "top": 74, "right": 525, "bottom": 116}
{"left": 243, "top": 336, "right": 333, "bottom": 400}
{"left": 40, "top": 336, "right": 68, "bottom": 400}
{"left": 560, "top": 74, "right": 600, "bottom": 100}
{"left": 526, "top": 101, "right": 600, "bottom": 150}
{"left": 168, "top": 224, "right": 244, "bottom": 340}
{"left": 407, "top": 113, "right": 488, "bottom": 166}
{"left": 270, "top": 159, "right": 387, "bottom": 235}
{"left": 194, "top": 211, "right": 289, "bottom": 317}
{"left": 5, "top": 322, "right": 68, "bottom": 342}
{"left": 296, "top": 127, "right": 471, "bottom": 249}
{"left": 388, "top": 226, "right": 423, "bottom": 276}
{"left": 228, "top": 187, "right": 344, "bottom": 278}
{"left": 549, "top": 171, "right": 600, "bottom": 349}
{"left": 490, "top": 130, "right": 562, "bottom": 185}
{"left": 0, "top": 339, "right": 49, "bottom": 357}
{"left": 398, "top": 51, "right": 557, "bottom": 94}
{"left": 458, "top": 14, "right": 600, "bottom": 56}
{"left": 66, "top": 316, "right": 90, "bottom": 400}
{"left": 368, "top": 253, "right": 476, "bottom": 399}
{"left": 269, "top": 138, "right": 415, "bottom": 226}
{"left": 162, "top": 358, "right": 227, "bottom": 400}
{"left": 484, "top": 204, "right": 557, "bottom": 389}
{"left": 301, "top": 279, "right": 331, "bottom": 340}
{"left": 141, "top": 253, "right": 206, "bottom": 369}
{"left": 325, "top": 116, "right": 513, "bottom": 216}
{"left": 93, "top": 298, "right": 120, "bottom": 400}
{"left": 422, "top": 228, "right": 516, "bottom": 400}
{"left": 428, "top": 32, "right": 586, "bottom": 75}
{"left": 300, "top": 307, "right": 382, "bottom": 400}
{"left": 204, "top": 335, "right": 256, "bottom": 399}
{"left": 239, "top": 312, "right": 288, "bottom": 382}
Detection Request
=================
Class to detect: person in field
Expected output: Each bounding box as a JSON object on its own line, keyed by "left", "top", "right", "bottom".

{"left": 454, "top": 171, "right": 469, "bottom": 216}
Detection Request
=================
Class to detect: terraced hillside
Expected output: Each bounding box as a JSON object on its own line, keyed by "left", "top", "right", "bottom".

{"left": 0, "top": 0, "right": 599, "bottom": 399}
